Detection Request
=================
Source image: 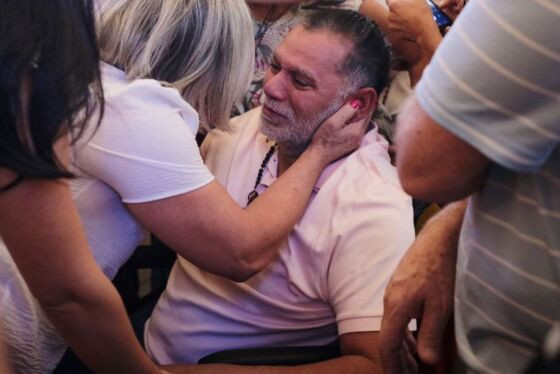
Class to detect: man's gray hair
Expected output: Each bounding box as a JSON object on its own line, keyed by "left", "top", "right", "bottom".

{"left": 98, "top": 0, "right": 254, "bottom": 131}
{"left": 301, "top": 9, "right": 391, "bottom": 94}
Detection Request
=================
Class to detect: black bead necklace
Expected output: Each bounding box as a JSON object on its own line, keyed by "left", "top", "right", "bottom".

{"left": 247, "top": 143, "right": 278, "bottom": 206}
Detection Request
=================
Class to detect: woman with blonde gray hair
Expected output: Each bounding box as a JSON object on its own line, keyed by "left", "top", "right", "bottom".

{"left": 1, "top": 0, "right": 368, "bottom": 372}
{"left": 81, "top": 0, "right": 365, "bottom": 292}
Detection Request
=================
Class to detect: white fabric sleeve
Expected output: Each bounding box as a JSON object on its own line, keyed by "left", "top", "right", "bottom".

{"left": 324, "top": 169, "right": 415, "bottom": 335}
{"left": 76, "top": 104, "right": 214, "bottom": 204}
{"left": 415, "top": 0, "right": 560, "bottom": 172}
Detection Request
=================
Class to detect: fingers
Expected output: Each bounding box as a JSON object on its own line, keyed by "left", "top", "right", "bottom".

{"left": 380, "top": 274, "right": 425, "bottom": 373}
{"left": 417, "top": 300, "right": 451, "bottom": 364}
{"left": 337, "top": 108, "right": 369, "bottom": 146}
{"left": 402, "top": 332, "right": 419, "bottom": 374}
{"left": 383, "top": 329, "right": 418, "bottom": 374}
{"left": 405, "top": 329, "right": 418, "bottom": 357}
{"left": 341, "top": 111, "right": 368, "bottom": 133}
{"left": 308, "top": 101, "right": 368, "bottom": 164}
{"left": 384, "top": 344, "right": 406, "bottom": 374}
{"left": 315, "top": 99, "right": 367, "bottom": 141}
{"left": 379, "top": 309, "right": 412, "bottom": 372}
{"left": 322, "top": 101, "right": 361, "bottom": 131}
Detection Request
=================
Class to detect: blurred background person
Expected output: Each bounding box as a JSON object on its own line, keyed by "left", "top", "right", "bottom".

{"left": 387, "top": 0, "right": 467, "bottom": 85}
{"left": 0, "top": 0, "right": 161, "bottom": 373}
{"left": 381, "top": 1, "right": 560, "bottom": 373}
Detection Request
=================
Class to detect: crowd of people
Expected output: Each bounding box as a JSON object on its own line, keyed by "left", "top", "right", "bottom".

{"left": 0, "top": 0, "right": 558, "bottom": 373}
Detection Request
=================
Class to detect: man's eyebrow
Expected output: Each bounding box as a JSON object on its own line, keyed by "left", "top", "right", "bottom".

{"left": 271, "top": 53, "right": 317, "bottom": 86}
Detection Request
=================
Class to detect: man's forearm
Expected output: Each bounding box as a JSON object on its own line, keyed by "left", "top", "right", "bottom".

{"left": 422, "top": 199, "right": 467, "bottom": 256}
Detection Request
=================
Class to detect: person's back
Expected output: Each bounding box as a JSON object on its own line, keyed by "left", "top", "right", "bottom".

{"left": 70, "top": 62, "right": 205, "bottom": 280}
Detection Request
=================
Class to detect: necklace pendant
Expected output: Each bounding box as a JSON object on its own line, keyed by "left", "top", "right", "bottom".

{"left": 247, "top": 190, "right": 259, "bottom": 206}
{"left": 246, "top": 143, "right": 277, "bottom": 207}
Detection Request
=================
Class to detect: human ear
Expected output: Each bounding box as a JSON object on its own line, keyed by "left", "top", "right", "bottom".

{"left": 347, "top": 87, "right": 378, "bottom": 123}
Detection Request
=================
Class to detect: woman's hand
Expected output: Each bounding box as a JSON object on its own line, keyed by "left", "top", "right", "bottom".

{"left": 308, "top": 101, "right": 369, "bottom": 166}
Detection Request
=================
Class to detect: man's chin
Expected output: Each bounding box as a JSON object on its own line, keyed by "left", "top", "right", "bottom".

{"left": 259, "top": 119, "right": 281, "bottom": 142}
{"left": 260, "top": 112, "right": 275, "bottom": 127}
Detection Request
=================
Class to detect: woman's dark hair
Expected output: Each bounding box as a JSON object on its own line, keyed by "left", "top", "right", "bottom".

{"left": 0, "top": 0, "right": 103, "bottom": 187}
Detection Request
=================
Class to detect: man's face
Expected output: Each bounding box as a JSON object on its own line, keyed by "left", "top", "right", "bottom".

{"left": 260, "top": 26, "right": 352, "bottom": 151}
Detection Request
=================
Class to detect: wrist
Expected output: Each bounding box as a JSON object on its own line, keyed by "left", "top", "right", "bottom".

{"left": 419, "top": 204, "right": 465, "bottom": 260}
{"left": 302, "top": 144, "right": 331, "bottom": 170}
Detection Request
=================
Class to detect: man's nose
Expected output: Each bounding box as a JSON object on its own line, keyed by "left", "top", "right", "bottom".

{"left": 263, "top": 70, "right": 286, "bottom": 102}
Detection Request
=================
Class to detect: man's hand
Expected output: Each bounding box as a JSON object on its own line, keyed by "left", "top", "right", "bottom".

{"left": 387, "top": 0, "right": 442, "bottom": 56}
{"left": 379, "top": 200, "right": 466, "bottom": 372}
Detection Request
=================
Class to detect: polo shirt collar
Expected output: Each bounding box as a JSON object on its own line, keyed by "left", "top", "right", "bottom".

{"left": 256, "top": 135, "right": 343, "bottom": 193}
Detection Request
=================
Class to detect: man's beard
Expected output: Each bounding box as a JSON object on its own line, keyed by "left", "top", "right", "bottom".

{"left": 260, "top": 93, "right": 346, "bottom": 156}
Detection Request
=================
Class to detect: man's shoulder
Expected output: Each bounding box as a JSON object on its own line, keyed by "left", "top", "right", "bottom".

{"left": 324, "top": 129, "right": 404, "bottom": 197}
{"left": 309, "top": 129, "right": 412, "bottom": 227}
{"left": 204, "top": 107, "right": 262, "bottom": 148}
{"left": 230, "top": 106, "right": 264, "bottom": 132}
{"left": 201, "top": 107, "right": 268, "bottom": 192}
{"left": 202, "top": 106, "right": 263, "bottom": 157}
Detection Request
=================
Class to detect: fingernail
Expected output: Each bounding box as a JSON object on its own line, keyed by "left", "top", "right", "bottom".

{"left": 350, "top": 99, "right": 361, "bottom": 109}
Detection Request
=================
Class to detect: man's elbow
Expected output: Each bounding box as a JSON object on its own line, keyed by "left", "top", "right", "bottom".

{"left": 398, "top": 168, "right": 479, "bottom": 204}
{"left": 397, "top": 157, "right": 442, "bottom": 201}
{"left": 399, "top": 169, "right": 442, "bottom": 202}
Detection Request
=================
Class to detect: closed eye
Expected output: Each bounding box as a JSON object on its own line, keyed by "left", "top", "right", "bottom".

{"left": 270, "top": 62, "right": 281, "bottom": 74}
{"left": 293, "top": 77, "right": 311, "bottom": 89}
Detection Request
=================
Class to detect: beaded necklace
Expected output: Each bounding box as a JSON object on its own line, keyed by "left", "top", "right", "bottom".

{"left": 246, "top": 143, "right": 278, "bottom": 206}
